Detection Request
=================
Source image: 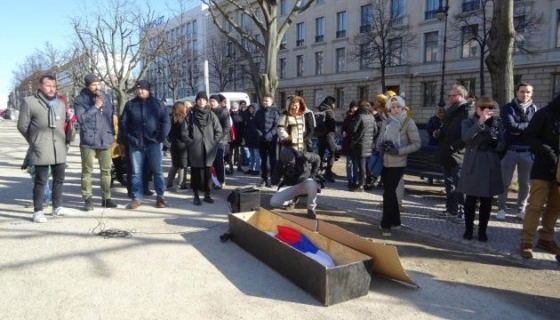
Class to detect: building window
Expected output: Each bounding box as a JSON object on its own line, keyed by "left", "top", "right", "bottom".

{"left": 227, "top": 41, "right": 235, "bottom": 57}
{"left": 240, "top": 12, "right": 248, "bottom": 27}
{"left": 336, "top": 48, "right": 346, "bottom": 72}
{"left": 360, "top": 4, "right": 372, "bottom": 33}
{"left": 553, "top": 74, "right": 560, "bottom": 98}
{"left": 336, "top": 11, "right": 347, "bottom": 38}
{"left": 391, "top": 0, "right": 405, "bottom": 18}
{"left": 514, "top": 15, "right": 526, "bottom": 53}
{"left": 280, "top": 0, "right": 287, "bottom": 15}
{"left": 358, "top": 86, "right": 369, "bottom": 100}
{"left": 336, "top": 88, "right": 345, "bottom": 109}
{"left": 388, "top": 37, "right": 403, "bottom": 66}
{"left": 280, "top": 91, "right": 287, "bottom": 110}
{"left": 315, "top": 51, "right": 323, "bottom": 75}
{"left": 280, "top": 33, "right": 287, "bottom": 50}
{"left": 425, "top": 0, "right": 439, "bottom": 20}
{"left": 296, "top": 22, "right": 305, "bottom": 46}
{"left": 461, "top": 24, "right": 478, "bottom": 58}
{"left": 317, "top": 0, "right": 325, "bottom": 4}
{"left": 557, "top": 10, "right": 560, "bottom": 47}
{"left": 315, "top": 17, "right": 325, "bottom": 43}
{"left": 279, "top": 58, "right": 286, "bottom": 79}
{"left": 424, "top": 31, "right": 439, "bottom": 62}
{"left": 423, "top": 81, "right": 438, "bottom": 107}
{"left": 462, "top": 0, "right": 481, "bottom": 12}
{"left": 296, "top": 55, "right": 304, "bottom": 77}
{"left": 359, "top": 44, "right": 370, "bottom": 69}
{"left": 458, "top": 78, "right": 476, "bottom": 96}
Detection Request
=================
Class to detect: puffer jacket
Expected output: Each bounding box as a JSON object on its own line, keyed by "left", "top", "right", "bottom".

{"left": 500, "top": 98, "right": 537, "bottom": 147}
{"left": 254, "top": 105, "right": 279, "bottom": 143}
{"left": 377, "top": 111, "right": 421, "bottom": 167}
{"left": 73, "top": 88, "right": 115, "bottom": 149}
{"left": 278, "top": 103, "right": 306, "bottom": 152}
{"left": 119, "top": 96, "right": 171, "bottom": 147}
{"left": 524, "top": 94, "right": 560, "bottom": 181}
{"left": 351, "top": 109, "right": 376, "bottom": 158}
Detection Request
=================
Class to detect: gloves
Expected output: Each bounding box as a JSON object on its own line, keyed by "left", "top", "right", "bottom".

{"left": 386, "top": 147, "right": 399, "bottom": 156}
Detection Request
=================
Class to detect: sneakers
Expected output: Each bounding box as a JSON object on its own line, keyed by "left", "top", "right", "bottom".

{"left": 515, "top": 209, "right": 525, "bottom": 221}
{"left": 52, "top": 207, "right": 68, "bottom": 217}
{"left": 155, "top": 198, "right": 166, "bottom": 208}
{"left": 378, "top": 225, "right": 391, "bottom": 237}
{"left": 126, "top": 200, "right": 142, "bottom": 210}
{"left": 33, "top": 211, "right": 47, "bottom": 223}
{"left": 102, "top": 199, "right": 118, "bottom": 208}
{"left": 437, "top": 211, "right": 453, "bottom": 219}
{"left": 520, "top": 243, "right": 533, "bottom": 259}
{"left": 536, "top": 239, "right": 560, "bottom": 255}
{"left": 307, "top": 209, "right": 316, "bottom": 219}
{"left": 496, "top": 209, "right": 506, "bottom": 221}
{"left": 287, "top": 196, "right": 300, "bottom": 210}
{"left": 83, "top": 196, "right": 94, "bottom": 211}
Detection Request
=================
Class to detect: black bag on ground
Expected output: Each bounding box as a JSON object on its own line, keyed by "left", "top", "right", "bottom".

{"left": 227, "top": 186, "right": 261, "bottom": 213}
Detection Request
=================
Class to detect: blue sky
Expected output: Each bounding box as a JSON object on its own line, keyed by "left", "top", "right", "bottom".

{"left": 0, "top": 0, "right": 201, "bottom": 109}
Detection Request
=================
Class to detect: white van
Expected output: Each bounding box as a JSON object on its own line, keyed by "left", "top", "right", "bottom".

{"left": 178, "top": 92, "right": 251, "bottom": 110}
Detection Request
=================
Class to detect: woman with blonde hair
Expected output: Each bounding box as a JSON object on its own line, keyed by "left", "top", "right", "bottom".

{"left": 166, "top": 101, "right": 191, "bottom": 191}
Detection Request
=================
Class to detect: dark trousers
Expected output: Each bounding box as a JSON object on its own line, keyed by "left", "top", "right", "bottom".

{"left": 464, "top": 195, "right": 492, "bottom": 235}
{"left": 226, "top": 143, "right": 240, "bottom": 170}
{"left": 190, "top": 167, "right": 212, "bottom": 193}
{"left": 318, "top": 135, "right": 336, "bottom": 174}
{"left": 442, "top": 165, "right": 465, "bottom": 215}
{"left": 213, "top": 145, "right": 226, "bottom": 184}
{"left": 355, "top": 156, "right": 367, "bottom": 187}
{"left": 34, "top": 163, "right": 65, "bottom": 212}
{"left": 258, "top": 141, "right": 277, "bottom": 180}
{"left": 381, "top": 167, "right": 405, "bottom": 229}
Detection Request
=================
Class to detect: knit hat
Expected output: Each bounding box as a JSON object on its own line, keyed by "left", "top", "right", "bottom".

{"left": 389, "top": 95, "right": 406, "bottom": 108}
{"left": 209, "top": 94, "right": 220, "bottom": 102}
{"left": 279, "top": 147, "right": 297, "bottom": 164}
{"left": 217, "top": 94, "right": 226, "bottom": 103}
{"left": 196, "top": 91, "right": 208, "bottom": 102}
{"left": 84, "top": 73, "right": 100, "bottom": 86}
{"left": 135, "top": 80, "right": 151, "bottom": 91}
{"left": 320, "top": 96, "right": 336, "bottom": 107}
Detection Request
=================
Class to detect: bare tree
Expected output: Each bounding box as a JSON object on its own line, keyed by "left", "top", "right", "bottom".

{"left": 71, "top": 0, "right": 167, "bottom": 112}
{"left": 448, "top": 0, "right": 543, "bottom": 96}
{"left": 350, "top": 0, "right": 416, "bottom": 92}
{"left": 202, "top": 0, "right": 315, "bottom": 101}
{"left": 486, "top": 0, "right": 515, "bottom": 105}
{"left": 207, "top": 36, "right": 237, "bottom": 91}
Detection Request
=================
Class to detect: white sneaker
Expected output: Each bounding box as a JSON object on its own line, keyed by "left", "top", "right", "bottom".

{"left": 496, "top": 209, "right": 506, "bottom": 221}
{"left": 516, "top": 210, "right": 525, "bottom": 220}
{"left": 52, "top": 207, "right": 67, "bottom": 217}
{"left": 33, "top": 211, "right": 47, "bottom": 223}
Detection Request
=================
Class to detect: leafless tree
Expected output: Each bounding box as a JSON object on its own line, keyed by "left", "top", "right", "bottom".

{"left": 202, "top": 0, "right": 315, "bottom": 101}
{"left": 207, "top": 35, "right": 238, "bottom": 91}
{"left": 448, "top": 0, "right": 543, "bottom": 96}
{"left": 71, "top": 0, "right": 167, "bottom": 112}
{"left": 486, "top": 0, "right": 515, "bottom": 105}
{"left": 350, "top": 0, "right": 416, "bottom": 92}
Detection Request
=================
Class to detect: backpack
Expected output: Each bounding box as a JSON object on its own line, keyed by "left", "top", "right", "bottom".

{"left": 314, "top": 111, "right": 327, "bottom": 137}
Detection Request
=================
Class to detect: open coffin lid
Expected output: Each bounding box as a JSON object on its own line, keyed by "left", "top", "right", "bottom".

{"left": 276, "top": 212, "right": 418, "bottom": 288}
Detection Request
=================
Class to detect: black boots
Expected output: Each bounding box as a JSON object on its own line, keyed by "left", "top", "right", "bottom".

{"left": 307, "top": 209, "right": 316, "bottom": 219}
{"left": 83, "top": 197, "right": 94, "bottom": 211}
{"left": 193, "top": 191, "right": 201, "bottom": 206}
{"left": 203, "top": 192, "right": 214, "bottom": 204}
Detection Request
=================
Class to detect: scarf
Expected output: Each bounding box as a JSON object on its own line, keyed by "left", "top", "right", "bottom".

{"left": 192, "top": 105, "right": 211, "bottom": 128}
{"left": 37, "top": 90, "right": 58, "bottom": 128}
{"left": 513, "top": 98, "right": 533, "bottom": 122}
{"left": 383, "top": 111, "right": 408, "bottom": 148}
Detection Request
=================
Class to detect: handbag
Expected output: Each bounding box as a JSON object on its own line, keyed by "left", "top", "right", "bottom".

{"left": 65, "top": 120, "right": 76, "bottom": 144}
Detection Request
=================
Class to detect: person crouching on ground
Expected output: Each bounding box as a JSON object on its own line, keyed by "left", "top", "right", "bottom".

{"left": 270, "top": 143, "right": 321, "bottom": 219}
{"left": 457, "top": 97, "right": 505, "bottom": 242}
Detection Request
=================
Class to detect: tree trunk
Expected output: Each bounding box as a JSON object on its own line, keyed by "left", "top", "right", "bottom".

{"left": 485, "top": 0, "right": 514, "bottom": 105}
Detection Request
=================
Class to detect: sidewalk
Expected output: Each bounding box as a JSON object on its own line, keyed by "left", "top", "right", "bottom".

{"left": 0, "top": 120, "right": 555, "bottom": 319}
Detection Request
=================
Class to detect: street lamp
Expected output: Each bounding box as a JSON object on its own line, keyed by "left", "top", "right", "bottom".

{"left": 436, "top": 0, "right": 449, "bottom": 108}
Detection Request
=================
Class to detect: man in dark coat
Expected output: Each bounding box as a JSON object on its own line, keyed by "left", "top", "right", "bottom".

{"left": 254, "top": 93, "right": 279, "bottom": 188}
{"left": 316, "top": 96, "right": 337, "bottom": 182}
{"left": 436, "top": 85, "right": 473, "bottom": 222}
{"left": 519, "top": 93, "right": 560, "bottom": 259}
{"left": 210, "top": 94, "right": 231, "bottom": 189}
{"left": 73, "top": 73, "right": 117, "bottom": 211}
{"left": 119, "top": 80, "right": 171, "bottom": 209}
{"left": 270, "top": 146, "right": 321, "bottom": 219}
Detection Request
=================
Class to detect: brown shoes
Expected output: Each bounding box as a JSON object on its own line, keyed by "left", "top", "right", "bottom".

{"left": 536, "top": 239, "right": 560, "bottom": 255}
{"left": 155, "top": 198, "right": 166, "bottom": 208}
{"left": 520, "top": 243, "right": 533, "bottom": 259}
{"left": 127, "top": 200, "right": 142, "bottom": 210}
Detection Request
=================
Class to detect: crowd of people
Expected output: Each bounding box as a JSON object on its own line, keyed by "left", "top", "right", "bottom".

{"left": 16, "top": 75, "right": 560, "bottom": 260}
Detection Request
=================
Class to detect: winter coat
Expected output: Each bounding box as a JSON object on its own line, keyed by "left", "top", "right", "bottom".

{"left": 17, "top": 91, "right": 68, "bottom": 165}
{"left": 500, "top": 98, "right": 537, "bottom": 148}
{"left": 278, "top": 103, "right": 307, "bottom": 152}
{"left": 303, "top": 109, "right": 315, "bottom": 143}
{"left": 73, "top": 88, "right": 115, "bottom": 149}
{"left": 243, "top": 110, "right": 259, "bottom": 148}
{"left": 271, "top": 148, "right": 320, "bottom": 186}
{"left": 426, "top": 115, "right": 442, "bottom": 146}
{"left": 524, "top": 95, "right": 560, "bottom": 181}
{"left": 318, "top": 103, "right": 337, "bottom": 137}
{"left": 254, "top": 106, "right": 279, "bottom": 143}
{"left": 437, "top": 101, "right": 473, "bottom": 168}
{"left": 340, "top": 111, "right": 355, "bottom": 156}
{"left": 457, "top": 116, "right": 505, "bottom": 197}
{"left": 182, "top": 107, "right": 223, "bottom": 168}
{"left": 377, "top": 111, "right": 421, "bottom": 168}
{"left": 119, "top": 96, "right": 171, "bottom": 148}
{"left": 351, "top": 109, "right": 376, "bottom": 158}
{"left": 230, "top": 110, "right": 245, "bottom": 146}
{"left": 213, "top": 106, "right": 231, "bottom": 145}
{"left": 168, "top": 114, "right": 188, "bottom": 168}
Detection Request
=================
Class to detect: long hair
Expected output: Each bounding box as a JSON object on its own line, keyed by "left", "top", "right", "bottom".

{"left": 172, "top": 101, "right": 189, "bottom": 124}
{"left": 287, "top": 95, "right": 307, "bottom": 116}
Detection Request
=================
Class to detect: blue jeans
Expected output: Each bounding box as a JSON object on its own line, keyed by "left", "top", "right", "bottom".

{"left": 129, "top": 144, "right": 165, "bottom": 201}
{"left": 241, "top": 146, "right": 251, "bottom": 165}
{"left": 442, "top": 166, "right": 465, "bottom": 215}
{"left": 368, "top": 151, "right": 383, "bottom": 178}
{"left": 213, "top": 145, "right": 226, "bottom": 184}
{"left": 249, "top": 147, "right": 261, "bottom": 171}
{"left": 346, "top": 156, "right": 358, "bottom": 186}
{"left": 497, "top": 149, "right": 533, "bottom": 211}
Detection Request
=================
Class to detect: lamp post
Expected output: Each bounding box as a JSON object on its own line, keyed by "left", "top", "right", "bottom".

{"left": 436, "top": 0, "right": 449, "bottom": 108}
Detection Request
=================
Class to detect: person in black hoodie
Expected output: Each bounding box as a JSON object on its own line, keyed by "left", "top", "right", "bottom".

{"left": 316, "top": 96, "right": 337, "bottom": 182}
{"left": 436, "top": 85, "right": 473, "bottom": 222}
{"left": 270, "top": 145, "right": 321, "bottom": 219}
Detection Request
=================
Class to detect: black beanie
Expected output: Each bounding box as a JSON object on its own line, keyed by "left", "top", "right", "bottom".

{"left": 196, "top": 91, "right": 209, "bottom": 102}
{"left": 135, "top": 80, "right": 151, "bottom": 91}
{"left": 209, "top": 94, "right": 220, "bottom": 102}
{"left": 217, "top": 94, "right": 226, "bottom": 103}
{"left": 321, "top": 96, "right": 336, "bottom": 107}
{"left": 84, "top": 73, "right": 100, "bottom": 86}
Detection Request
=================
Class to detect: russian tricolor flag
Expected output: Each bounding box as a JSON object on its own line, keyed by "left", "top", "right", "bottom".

{"left": 274, "top": 225, "right": 335, "bottom": 268}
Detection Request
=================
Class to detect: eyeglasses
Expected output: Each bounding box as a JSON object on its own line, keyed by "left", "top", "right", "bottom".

{"left": 447, "top": 94, "right": 458, "bottom": 97}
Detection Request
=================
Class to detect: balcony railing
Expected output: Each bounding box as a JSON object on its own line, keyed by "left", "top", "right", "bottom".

{"left": 296, "top": 39, "right": 305, "bottom": 47}
{"left": 463, "top": 0, "right": 481, "bottom": 12}
{"left": 336, "top": 30, "right": 346, "bottom": 38}
{"left": 315, "top": 35, "right": 324, "bottom": 43}
{"left": 360, "top": 24, "right": 371, "bottom": 33}
{"left": 388, "top": 16, "right": 403, "bottom": 27}
{"left": 425, "top": 10, "right": 437, "bottom": 20}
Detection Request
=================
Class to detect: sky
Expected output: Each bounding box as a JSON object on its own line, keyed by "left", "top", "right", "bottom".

{"left": 0, "top": 0, "right": 201, "bottom": 110}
